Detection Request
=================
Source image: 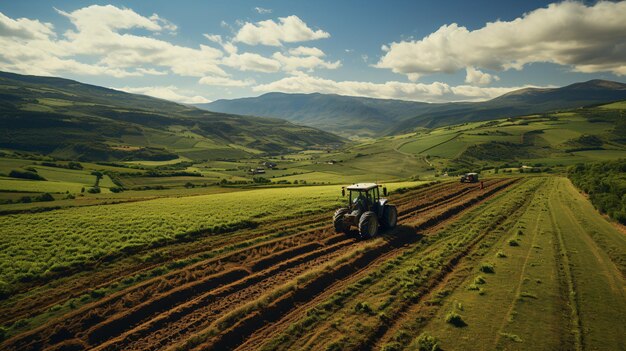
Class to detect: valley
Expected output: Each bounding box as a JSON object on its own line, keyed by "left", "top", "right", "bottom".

{"left": 0, "top": 72, "right": 624, "bottom": 351}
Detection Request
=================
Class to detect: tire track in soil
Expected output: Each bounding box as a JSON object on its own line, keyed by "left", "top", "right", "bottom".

{"left": 0, "top": 211, "right": 334, "bottom": 327}
{"left": 1, "top": 180, "right": 501, "bottom": 351}
{"left": 4, "top": 181, "right": 441, "bottom": 329}
{"left": 548, "top": 184, "right": 584, "bottom": 351}
{"left": 192, "top": 179, "right": 517, "bottom": 351}
{"left": 368, "top": 178, "right": 539, "bottom": 351}
{"left": 91, "top": 240, "right": 357, "bottom": 351}
{"left": 234, "top": 179, "right": 518, "bottom": 351}
{"left": 336, "top": 179, "right": 524, "bottom": 351}
{"left": 365, "top": 187, "right": 533, "bottom": 351}
{"left": 492, "top": 180, "right": 548, "bottom": 349}
{"left": 91, "top": 181, "right": 503, "bottom": 351}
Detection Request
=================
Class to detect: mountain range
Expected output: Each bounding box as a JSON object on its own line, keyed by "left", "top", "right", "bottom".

{"left": 198, "top": 80, "right": 626, "bottom": 137}
{"left": 1, "top": 70, "right": 625, "bottom": 162}
{"left": 0, "top": 71, "right": 342, "bottom": 161}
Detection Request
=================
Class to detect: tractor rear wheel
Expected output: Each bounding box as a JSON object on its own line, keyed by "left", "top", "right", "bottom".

{"left": 359, "top": 211, "right": 379, "bottom": 239}
{"left": 333, "top": 208, "right": 350, "bottom": 233}
{"left": 383, "top": 205, "right": 398, "bottom": 229}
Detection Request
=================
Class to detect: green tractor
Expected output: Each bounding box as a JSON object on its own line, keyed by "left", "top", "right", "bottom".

{"left": 333, "top": 183, "right": 398, "bottom": 239}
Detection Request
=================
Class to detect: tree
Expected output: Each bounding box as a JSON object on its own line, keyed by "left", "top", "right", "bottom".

{"left": 68, "top": 162, "right": 83, "bottom": 170}
{"left": 91, "top": 171, "right": 103, "bottom": 186}
{"left": 35, "top": 193, "right": 54, "bottom": 202}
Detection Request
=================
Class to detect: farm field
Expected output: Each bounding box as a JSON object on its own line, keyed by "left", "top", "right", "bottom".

{"left": 262, "top": 101, "right": 625, "bottom": 183}
{"left": 1, "top": 176, "right": 622, "bottom": 351}
{"left": 0, "top": 181, "right": 426, "bottom": 291}
{"left": 1, "top": 100, "right": 624, "bottom": 208}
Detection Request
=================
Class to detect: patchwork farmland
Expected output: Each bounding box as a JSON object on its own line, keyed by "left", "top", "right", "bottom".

{"left": 1, "top": 177, "right": 623, "bottom": 351}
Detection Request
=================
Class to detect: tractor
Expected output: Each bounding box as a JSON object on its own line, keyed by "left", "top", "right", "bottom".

{"left": 460, "top": 172, "right": 479, "bottom": 183}
{"left": 333, "top": 183, "right": 398, "bottom": 239}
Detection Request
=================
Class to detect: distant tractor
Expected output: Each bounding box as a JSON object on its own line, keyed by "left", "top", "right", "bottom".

{"left": 460, "top": 172, "right": 479, "bottom": 183}
{"left": 333, "top": 183, "right": 398, "bottom": 239}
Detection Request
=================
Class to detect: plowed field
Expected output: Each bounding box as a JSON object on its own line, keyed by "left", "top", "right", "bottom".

{"left": 2, "top": 177, "right": 624, "bottom": 351}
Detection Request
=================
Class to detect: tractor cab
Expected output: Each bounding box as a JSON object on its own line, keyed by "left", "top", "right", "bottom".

{"left": 334, "top": 183, "right": 397, "bottom": 239}
{"left": 343, "top": 183, "right": 387, "bottom": 214}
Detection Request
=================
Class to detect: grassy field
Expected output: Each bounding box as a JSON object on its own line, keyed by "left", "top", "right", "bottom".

{"left": 412, "top": 177, "right": 625, "bottom": 350}
{"left": 264, "top": 102, "right": 625, "bottom": 184}
{"left": 0, "top": 181, "right": 425, "bottom": 289}
{"left": 393, "top": 112, "right": 623, "bottom": 171}
{"left": 1, "top": 101, "right": 624, "bottom": 197}
{"left": 0, "top": 178, "right": 85, "bottom": 193}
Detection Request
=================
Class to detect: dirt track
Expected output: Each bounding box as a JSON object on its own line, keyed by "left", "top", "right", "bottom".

{"left": 1, "top": 179, "right": 517, "bottom": 351}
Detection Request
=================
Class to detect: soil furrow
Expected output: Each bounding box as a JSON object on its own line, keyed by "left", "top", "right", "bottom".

{"left": 368, "top": 179, "right": 535, "bottom": 351}
{"left": 186, "top": 179, "right": 516, "bottom": 351}
{"left": 91, "top": 239, "right": 357, "bottom": 351}
{"left": 1, "top": 180, "right": 498, "bottom": 351}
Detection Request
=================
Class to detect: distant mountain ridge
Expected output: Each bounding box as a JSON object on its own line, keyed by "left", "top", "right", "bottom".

{"left": 197, "top": 79, "right": 626, "bottom": 137}
{"left": 0, "top": 71, "right": 343, "bottom": 161}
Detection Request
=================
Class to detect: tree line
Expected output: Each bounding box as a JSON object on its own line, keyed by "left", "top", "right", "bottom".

{"left": 568, "top": 159, "right": 626, "bottom": 224}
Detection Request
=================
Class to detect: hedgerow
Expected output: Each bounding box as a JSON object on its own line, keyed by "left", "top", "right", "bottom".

{"left": 568, "top": 159, "right": 626, "bottom": 224}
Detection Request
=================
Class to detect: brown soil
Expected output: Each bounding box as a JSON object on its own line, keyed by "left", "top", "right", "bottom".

{"left": 0, "top": 179, "right": 516, "bottom": 351}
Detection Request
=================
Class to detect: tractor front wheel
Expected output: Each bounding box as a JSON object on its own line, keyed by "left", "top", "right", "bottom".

{"left": 359, "top": 211, "right": 379, "bottom": 239}
{"left": 383, "top": 205, "right": 398, "bottom": 229}
{"left": 333, "top": 208, "right": 350, "bottom": 233}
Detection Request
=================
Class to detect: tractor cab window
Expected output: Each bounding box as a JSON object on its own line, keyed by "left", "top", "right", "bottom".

{"left": 366, "top": 189, "right": 374, "bottom": 204}
{"left": 351, "top": 190, "right": 370, "bottom": 211}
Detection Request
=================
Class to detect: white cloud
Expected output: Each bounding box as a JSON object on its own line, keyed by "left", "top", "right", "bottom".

{"left": 0, "top": 6, "right": 227, "bottom": 78}
{"left": 465, "top": 67, "right": 499, "bottom": 86}
{"left": 149, "top": 13, "right": 178, "bottom": 32}
{"left": 55, "top": 5, "right": 166, "bottom": 32}
{"left": 222, "top": 52, "right": 281, "bottom": 73}
{"left": 206, "top": 40, "right": 338, "bottom": 73}
{"left": 289, "top": 46, "right": 325, "bottom": 57}
{"left": 377, "top": 1, "right": 626, "bottom": 78}
{"left": 204, "top": 33, "right": 222, "bottom": 44}
{"left": 137, "top": 68, "right": 168, "bottom": 75}
{"left": 116, "top": 86, "right": 211, "bottom": 104}
{"left": 253, "top": 72, "right": 542, "bottom": 102}
{"left": 272, "top": 51, "right": 340, "bottom": 72}
{"left": 0, "top": 5, "right": 338, "bottom": 80}
{"left": 254, "top": 7, "right": 272, "bottom": 14}
{"left": 203, "top": 33, "right": 238, "bottom": 54}
{"left": 57, "top": 5, "right": 225, "bottom": 77}
{"left": 199, "top": 75, "right": 254, "bottom": 87}
{"left": 234, "top": 15, "right": 330, "bottom": 46}
{"left": 0, "top": 12, "right": 55, "bottom": 40}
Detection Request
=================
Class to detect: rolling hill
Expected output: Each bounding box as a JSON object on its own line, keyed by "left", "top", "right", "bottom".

{"left": 0, "top": 71, "right": 343, "bottom": 161}
{"left": 199, "top": 93, "right": 431, "bottom": 137}
{"left": 198, "top": 80, "right": 626, "bottom": 137}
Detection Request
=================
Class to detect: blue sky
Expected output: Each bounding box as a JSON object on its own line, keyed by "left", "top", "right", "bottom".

{"left": 1, "top": 1, "right": 625, "bottom": 103}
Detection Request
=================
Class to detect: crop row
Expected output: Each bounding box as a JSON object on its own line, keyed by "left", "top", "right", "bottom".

{"left": 0, "top": 179, "right": 486, "bottom": 350}
{"left": 170, "top": 179, "right": 518, "bottom": 350}
{"left": 245, "top": 178, "right": 536, "bottom": 351}
{"left": 0, "top": 181, "right": 426, "bottom": 290}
